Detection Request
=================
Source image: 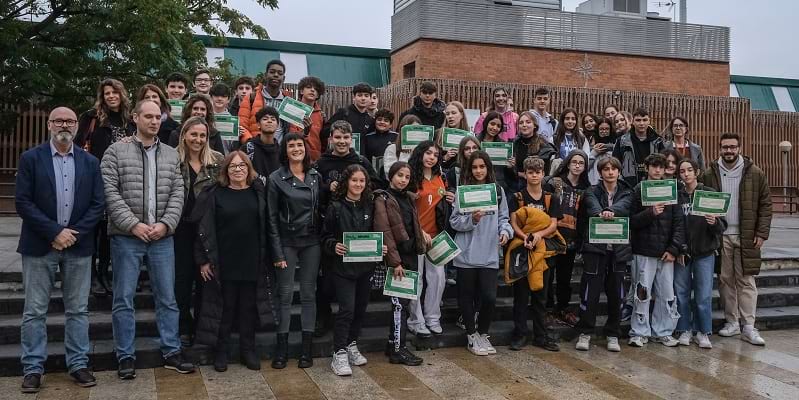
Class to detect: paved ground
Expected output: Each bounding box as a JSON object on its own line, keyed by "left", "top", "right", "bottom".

{"left": 1, "top": 330, "right": 799, "bottom": 399}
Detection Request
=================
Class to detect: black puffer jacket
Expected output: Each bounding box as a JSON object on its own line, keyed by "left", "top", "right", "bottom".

{"left": 630, "top": 181, "right": 686, "bottom": 258}
{"left": 266, "top": 166, "right": 321, "bottom": 262}
{"left": 399, "top": 96, "right": 446, "bottom": 129}
{"left": 679, "top": 183, "right": 727, "bottom": 258}
{"left": 580, "top": 180, "right": 634, "bottom": 262}
{"left": 191, "top": 180, "right": 275, "bottom": 346}
{"left": 321, "top": 197, "right": 378, "bottom": 279}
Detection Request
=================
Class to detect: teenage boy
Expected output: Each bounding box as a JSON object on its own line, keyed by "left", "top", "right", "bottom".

{"left": 165, "top": 73, "right": 190, "bottom": 100}
{"left": 363, "top": 109, "right": 397, "bottom": 178}
{"left": 508, "top": 157, "right": 562, "bottom": 352}
{"left": 530, "top": 87, "right": 557, "bottom": 144}
{"left": 627, "top": 153, "right": 685, "bottom": 347}
{"left": 312, "top": 120, "right": 382, "bottom": 337}
{"left": 192, "top": 69, "right": 213, "bottom": 96}
{"left": 321, "top": 83, "right": 376, "bottom": 149}
{"left": 398, "top": 81, "right": 445, "bottom": 129}
{"left": 228, "top": 76, "right": 255, "bottom": 116}
{"left": 612, "top": 108, "right": 665, "bottom": 188}
{"left": 245, "top": 106, "right": 282, "bottom": 180}
{"left": 294, "top": 76, "right": 327, "bottom": 162}
{"left": 209, "top": 83, "right": 231, "bottom": 116}
{"left": 238, "top": 60, "right": 293, "bottom": 144}
{"left": 702, "top": 132, "right": 772, "bottom": 345}
{"left": 573, "top": 157, "right": 633, "bottom": 353}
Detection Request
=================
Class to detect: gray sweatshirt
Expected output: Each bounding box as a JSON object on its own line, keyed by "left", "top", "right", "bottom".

{"left": 450, "top": 186, "right": 513, "bottom": 269}
{"left": 719, "top": 156, "right": 744, "bottom": 234}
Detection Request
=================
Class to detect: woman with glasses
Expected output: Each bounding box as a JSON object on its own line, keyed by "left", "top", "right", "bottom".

{"left": 193, "top": 151, "right": 273, "bottom": 372}
{"left": 587, "top": 117, "right": 616, "bottom": 185}
{"left": 663, "top": 117, "right": 705, "bottom": 171}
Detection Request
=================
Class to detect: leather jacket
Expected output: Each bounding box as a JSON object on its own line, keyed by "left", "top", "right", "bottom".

{"left": 266, "top": 166, "right": 322, "bottom": 262}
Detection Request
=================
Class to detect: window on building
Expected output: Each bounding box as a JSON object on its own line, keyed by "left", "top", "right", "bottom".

{"left": 613, "top": 0, "right": 640, "bottom": 14}
{"left": 403, "top": 62, "right": 416, "bottom": 79}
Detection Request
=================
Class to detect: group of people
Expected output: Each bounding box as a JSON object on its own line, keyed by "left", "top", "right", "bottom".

{"left": 15, "top": 59, "right": 773, "bottom": 393}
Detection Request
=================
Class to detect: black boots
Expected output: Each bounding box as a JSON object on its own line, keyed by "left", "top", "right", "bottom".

{"left": 241, "top": 349, "right": 260, "bottom": 371}
{"left": 387, "top": 341, "right": 423, "bottom": 366}
{"left": 271, "top": 333, "right": 288, "bottom": 369}
{"left": 298, "top": 332, "right": 313, "bottom": 368}
{"left": 213, "top": 347, "right": 228, "bottom": 372}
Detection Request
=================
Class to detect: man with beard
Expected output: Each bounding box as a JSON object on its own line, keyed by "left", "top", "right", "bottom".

{"left": 15, "top": 107, "right": 106, "bottom": 392}
{"left": 702, "top": 132, "right": 772, "bottom": 346}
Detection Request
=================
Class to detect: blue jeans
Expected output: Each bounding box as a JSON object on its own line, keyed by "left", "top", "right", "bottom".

{"left": 629, "top": 255, "right": 680, "bottom": 338}
{"left": 111, "top": 235, "right": 181, "bottom": 360}
{"left": 21, "top": 251, "right": 91, "bottom": 375}
{"left": 673, "top": 254, "right": 715, "bottom": 335}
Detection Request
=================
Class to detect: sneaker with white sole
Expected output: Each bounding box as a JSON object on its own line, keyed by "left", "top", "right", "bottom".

{"left": 467, "top": 333, "right": 488, "bottom": 356}
{"left": 480, "top": 334, "right": 496, "bottom": 354}
{"left": 427, "top": 324, "right": 443, "bottom": 335}
{"left": 331, "top": 350, "right": 352, "bottom": 376}
{"left": 409, "top": 324, "right": 432, "bottom": 338}
{"left": 677, "top": 331, "right": 692, "bottom": 346}
{"left": 575, "top": 334, "right": 591, "bottom": 351}
{"left": 694, "top": 332, "right": 712, "bottom": 349}
{"left": 652, "top": 335, "right": 679, "bottom": 347}
{"left": 346, "top": 341, "right": 367, "bottom": 366}
{"left": 628, "top": 336, "right": 647, "bottom": 347}
{"left": 607, "top": 337, "right": 621, "bottom": 352}
{"left": 741, "top": 325, "right": 765, "bottom": 346}
{"left": 718, "top": 322, "right": 741, "bottom": 337}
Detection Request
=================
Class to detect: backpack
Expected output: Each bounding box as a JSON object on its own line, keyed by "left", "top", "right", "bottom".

{"left": 514, "top": 191, "right": 551, "bottom": 211}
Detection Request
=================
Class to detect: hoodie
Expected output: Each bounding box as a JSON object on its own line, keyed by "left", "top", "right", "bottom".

{"left": 399, "top": 96, "right": 446, "bottom": 129}
{"left": 449, "top": 186, "right": 513, "bottom": 269}
{"left": 245, "top": 136, "right": 281, "bottom": 180}
{"left": 611, "top": 127, "right": 665, "bottom": 187}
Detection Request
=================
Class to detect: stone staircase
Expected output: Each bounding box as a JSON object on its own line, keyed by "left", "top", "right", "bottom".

{"left": 1, "top": 262, "right": 798, "bottom": 376}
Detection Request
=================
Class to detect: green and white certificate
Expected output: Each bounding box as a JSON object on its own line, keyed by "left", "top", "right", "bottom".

{"left": 401, "top": 125, "right": 435, "bottom": 150}
{"left": 641, "top": 179, "right": 678, "bottom": 206}
{"left": 383, "top": 269, "right": 419, "bottom": 300}
{"left": 442, "top": 128, "right": 471, "bottom": 150}
{"left": 214, "top": 115, "right": 239, "bottom": 141}
{"left": 457, "top": 184, "right": 498, "bottom": 213}
{"left": 426, "top": 231, "right": 462, "bottom": 266}
{"left": 481, "top": 142, "right": 513, "bottom": 166}
{"left": 277, "top": 97, "right": 313, "bottom": 128}
{"left": 352, "top": 132, "right": 361, "bottom": 154}
{"left": 691, "top": 190, "right": 731, "bottom": 217}
{"left": 588, "top": 217, "right": 630, "bottom": 244}
{"left": 343, "top": 232, "right": 383, "bottom": 262}
{"left": 168, "top": 99, "right": 186, "bottom": 123}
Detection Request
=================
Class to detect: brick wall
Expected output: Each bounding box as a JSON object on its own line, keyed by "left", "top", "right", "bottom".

{"left": 390, "top": 39, "right": 730, "bottom": 97}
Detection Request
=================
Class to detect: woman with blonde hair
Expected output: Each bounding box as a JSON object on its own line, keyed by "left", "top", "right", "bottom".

{"left": 437, "top": 101, "right": 470, "bottom": 170}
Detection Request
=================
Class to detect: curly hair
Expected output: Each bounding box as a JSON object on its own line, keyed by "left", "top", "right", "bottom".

{"left": 407, "top": 140, "right": 442, "bottom": 193}
{"left": 94, "top": 78, "right": 131, "bottom": 127}
{"left": 334, "top": 164, "right": 373, "bottom": 201}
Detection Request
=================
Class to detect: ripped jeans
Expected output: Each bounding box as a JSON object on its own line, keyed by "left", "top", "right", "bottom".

{"left": 629, "top": 255, "right": 680, "bottom": 338}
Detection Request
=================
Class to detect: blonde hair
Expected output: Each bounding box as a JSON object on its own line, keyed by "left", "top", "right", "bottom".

{"left": 445, "top": 101, "right": 469, "bottom": 131}
{"left": 176, "top": 116, "right": 217, "bottom": 167}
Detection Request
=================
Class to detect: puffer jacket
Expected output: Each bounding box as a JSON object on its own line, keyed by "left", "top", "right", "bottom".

{"left": 701, "top": 156, "right": 772, "bottom": 275}
{"left": 101, "top": 139, "right": 184, "bottom": 236}
{"left": 321, "top": 197, "right": 378, "bottom": 279}
{"left": 629, "top": 180, "right": 686, "bottom": 258}
{"left": 399, "top": 96, "right": 446, "bottom": 130}
{"left": 191, "top": 180, "right": 275, "bottom": 346}
{"left": 373, "top": 189, "right": 426, "bottom": 269}
{"left": 180, "top": 151, "right": 224, "bottom": 199}
{"left": 580, "top": 180, "right": 634, "bottom": 262}
{"left": 679, "top": 183, "right": 727, "bottom": 258}
{"left": 612, "top": 127, "right": 665, "bottom": 187}
{"left": 267, "top": 166, "right": 322, "bottom": 262}
{"left": 237, "top": 84, "right": 293, "bottom": 143}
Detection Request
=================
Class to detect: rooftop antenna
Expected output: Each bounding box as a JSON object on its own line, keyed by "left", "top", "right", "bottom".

{"left": 653, "top": 1, "right": 677, "bottom": 21}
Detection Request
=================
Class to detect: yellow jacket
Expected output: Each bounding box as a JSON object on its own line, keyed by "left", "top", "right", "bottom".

{"left": 503, "top": 206, "right": 566, "bottom": 291}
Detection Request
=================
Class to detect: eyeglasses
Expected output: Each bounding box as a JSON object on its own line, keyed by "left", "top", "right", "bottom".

{"left": 570, "top": 160, "right": 585, "bottom": 166}
{"left": 50, "top": 119, "right": 78, "bottom": 127}
{"left": 228, "top": 163, "right": 248, "bottom": 171}
{"left": 721, "top": 145, "right": 739, "bottom": 150}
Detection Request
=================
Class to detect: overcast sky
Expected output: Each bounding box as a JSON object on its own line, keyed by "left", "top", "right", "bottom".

{"left": 234, "top": 0, "right": 799, "bottom": 80}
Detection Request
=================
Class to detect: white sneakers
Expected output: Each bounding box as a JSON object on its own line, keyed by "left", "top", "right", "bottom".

{"left": 742, "top": 325, "right": 765, "bottom": 346}
{"left": 719, "top": 322, "right": 741, "bottom": 337}
{"left": 575, "top": 334, "right": 591, "bottom": 351}
{"left": 677, "top": 331, "right": 692, "bottom": 346}
{"left": 607, "top": 337, "right": 621, "bottom": 352}
{"left": 428, "top": 324, "right": 443, "bottom": 335}
{"left": 346, "top": 341, "right": 368, "bottom": 366}
{"left": 652, "top": 335, "right": 680, "bottom": 347}
{"left": 481, "top": 334, "right": 497, "bottom": 354}
{"left": 331, "top": 350, "right": 352, "bottom": 376}
{"left": 628, "top": 336, "right": 648, "bottom": 347}
{"left": 467, "top": 333, "right": 488, "bottom": 356}
{"left": 694, "top": 332, "right": 713, "bottom": 349}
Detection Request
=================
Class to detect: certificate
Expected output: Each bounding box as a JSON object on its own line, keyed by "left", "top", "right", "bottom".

{"left": 481, "top": 142, "right": 513, "bottom": 166}
{"left": 401, "top": 125, "right": 435, "bottom": 150}
{"left": 352, "top": 132, "right": 361, "bottom": 154}
{"left": 457, "top": 184, "right": 498, "bottom": 213}
{"left": 426, "top": 231, "right": 462, "bottom": 266}
{"left": 277, "top": 97, "right": 313, "bottom": 128}
{"left": 691, "top": 190, "right": 731, "bottom": 217}
{"left": 588, "top": 217, "right": 629, "bottom": 244}
{"left": 641, "top": 179, "right": 678, "bottom": 206}
{"left": 214, "top": 115, "right": 239, "bottom": 141}
{"left": 343, "top": 232, "right": 383, "bottom": 262}
{"left": 442, "top": 128, "right": 471, "bottom": 150}
{"left": 383, "top": 269, "right": 419, "bottom": 300}
{"left": 168, "top": 100, "right": 186, "bottom": 123}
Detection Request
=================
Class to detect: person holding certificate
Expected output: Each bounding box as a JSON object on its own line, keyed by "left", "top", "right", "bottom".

{"left": 383, "top": 114, "right": 421, "bottom": 176}
{"left": 477, "top": 111, "right": 516, "bottom": 198}
{"left": 628, "top": 153, "right": 685, "bottom": 348}
{"left": 673, "top": 159, "right": 727, "bottom": 349}
{"left": 321, "top": 165, "right": 387, "bottom": 376}
{"left": 449, "top": 151, "right": 513, "bottom": 356}
{"left": 437, "top": 101, "right": 471, "bottom": 170}
{"left": 373, "top": 161, "right": 425, "bottom": 366}
{"left": 573, "top": 157, "right": 633, "bottom": 353}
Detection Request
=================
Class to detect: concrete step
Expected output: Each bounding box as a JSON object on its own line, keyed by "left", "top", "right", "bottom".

{"left": 0, "top": 183, "right": 14, "bottom": 197}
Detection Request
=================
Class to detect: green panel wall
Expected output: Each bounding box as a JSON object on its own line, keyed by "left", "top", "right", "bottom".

{"left": 788, "top": 87, "right": 799, "bottom": 112}
{"left": 223, "top": 48, "right": 280, "bottom": 76}
{"left": 306, "top": 54, "right": 389, "bottom": 87}
{"left": 735, "top": 83, "right": 778, "bottom": 111}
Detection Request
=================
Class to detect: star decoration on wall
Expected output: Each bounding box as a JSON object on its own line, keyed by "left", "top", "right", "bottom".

{"left": 571, "top": 54, "right": 601, "bottom": 88}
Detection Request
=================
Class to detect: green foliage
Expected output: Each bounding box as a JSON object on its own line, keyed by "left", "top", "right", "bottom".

{"left": 0, "top": 0, "right": 278, "bottom": 111}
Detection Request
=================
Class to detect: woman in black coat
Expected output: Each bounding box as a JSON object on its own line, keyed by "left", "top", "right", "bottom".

{"left": 192, "top": 150, "right": 275, "bottom": 372}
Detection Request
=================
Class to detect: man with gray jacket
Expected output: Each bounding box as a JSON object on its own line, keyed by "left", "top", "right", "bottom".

{"left": 101, "top": 100, "right": 195, "bottom": 379}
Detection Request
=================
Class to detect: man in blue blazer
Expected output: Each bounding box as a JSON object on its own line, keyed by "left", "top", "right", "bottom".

{"left": 15, "top": 106, "right": 105, "bottom": 393}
